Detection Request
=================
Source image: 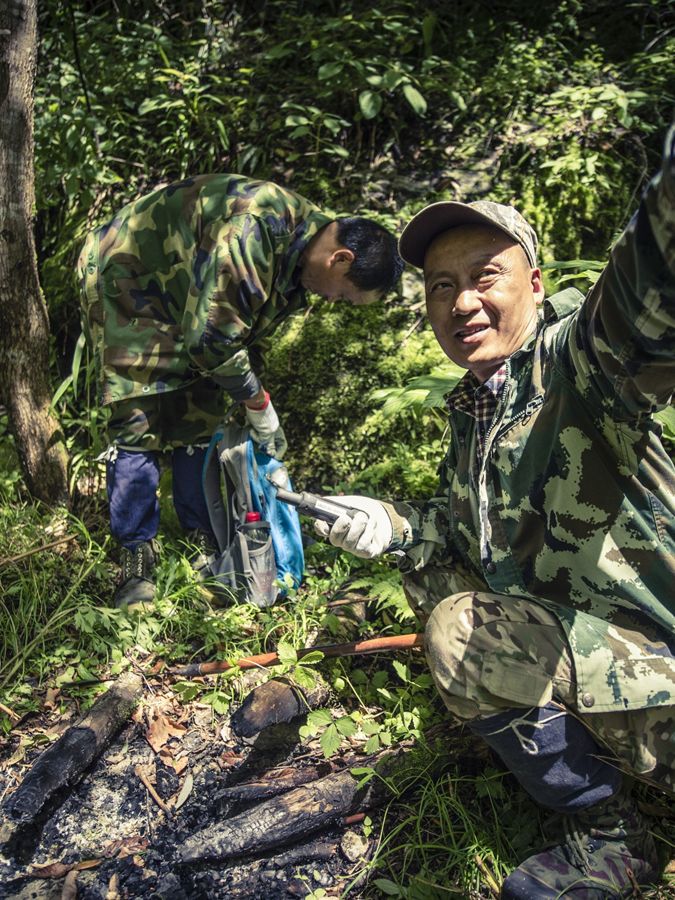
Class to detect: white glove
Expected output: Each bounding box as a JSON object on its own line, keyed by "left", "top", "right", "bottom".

{"left": 314, "top": 496, "right": 393, "bottom": 559}
{"left": 245, "top": 397, "right": 287, "bottom": 458}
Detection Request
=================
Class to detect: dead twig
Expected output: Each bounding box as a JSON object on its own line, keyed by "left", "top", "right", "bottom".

{"left": 0, "top": 534, "right": 77, "bottom": 568}
{"left": 0, "top": 702, "right": 19, "bottom": 722}
{"left": 135, "top": 764, "right": 173, "bottom": 818}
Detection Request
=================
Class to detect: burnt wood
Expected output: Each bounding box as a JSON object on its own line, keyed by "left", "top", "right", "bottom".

{"left": 230, "top": 676, "right": 331, "bottom": 738}
{"left": 0, "top": 672, "right": 143, "bottom": 844}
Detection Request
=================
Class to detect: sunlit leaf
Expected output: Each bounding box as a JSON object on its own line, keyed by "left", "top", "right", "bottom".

{"left": 402, "top": 83, "right": 427, "bottom": 114}
{"left": 276, "top": 641, "right": 297, "bottom": 665}
{"left": 320, "top": 722, "right": 341, "bottom": 757}
{"left": 70, "top": 331, "right": 86, "bottom": 399}
{"left": 359, "top": 90, "right": 382, "bottom": 119}
{"left": 655, "top": 406, "right": 675, "bottom": 441}
{"left": 318, "top": 61, "right": 343, "bottom": 80}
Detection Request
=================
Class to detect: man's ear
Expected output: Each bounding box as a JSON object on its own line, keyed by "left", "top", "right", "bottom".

{"left": 530, "top": 267, "right": 545, "bottom": 304}
{"left": 329, "top": 248, "right": 355, "bottom": 268}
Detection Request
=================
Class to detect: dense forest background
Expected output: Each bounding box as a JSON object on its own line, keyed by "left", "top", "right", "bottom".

{"left": 24, "top": 0, "right": 675, "bottom": 496}
{"left": 1, "top": 2, "right": 674, "bottom": 897}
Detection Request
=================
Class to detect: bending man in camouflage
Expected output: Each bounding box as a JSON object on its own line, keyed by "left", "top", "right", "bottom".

{"left": 315, "top": 125, "right": 675, "bottom": 897}
{"left": 78, "top": 175, "right": 402, "bottom": 609}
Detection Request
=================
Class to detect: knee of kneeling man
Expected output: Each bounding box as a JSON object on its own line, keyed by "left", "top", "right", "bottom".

{"left": 425, "top": 591, "right": 510, "bottom": 652}
{"left": 425, "top": 591, "right": 477, "bottom": 650}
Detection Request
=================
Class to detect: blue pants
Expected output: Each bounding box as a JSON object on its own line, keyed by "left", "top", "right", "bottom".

{"left": 107, "top": 447, "right": 213, "bottom": 549}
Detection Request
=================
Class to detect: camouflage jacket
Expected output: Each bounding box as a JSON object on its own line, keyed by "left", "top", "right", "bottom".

{"left": 78, "top": 175, "right": 332, "bottom": 405}
{"left": 387, "top": 127, "right": 675, "bottom": 714}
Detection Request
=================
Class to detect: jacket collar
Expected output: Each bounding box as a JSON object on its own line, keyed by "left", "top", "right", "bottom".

{"left": 275, "top": 210, "right": 334, "bottom": 299}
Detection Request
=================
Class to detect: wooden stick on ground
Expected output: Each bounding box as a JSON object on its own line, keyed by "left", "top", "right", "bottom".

{"left": 0, "top": 534, "right": 77, "bottom": 568}
{"left": 0, "top": 672, "right": 143, "bottom": 846}
{"left": 135, "top": 764, "right": 173, "bottom": 818}
{"left": 170, "top": 633, "right": 424, "bottom": 678}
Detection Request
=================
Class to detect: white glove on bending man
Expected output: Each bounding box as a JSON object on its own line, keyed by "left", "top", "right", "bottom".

{"left": 314, "top": 496, "right": 393, "bottom": 559}
{"left": 244, "top": 391, "right": 287, "bottom": 459}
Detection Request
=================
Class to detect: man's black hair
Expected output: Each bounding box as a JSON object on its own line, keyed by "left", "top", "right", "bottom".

{"left": 336, "top": 217, "right": 405, "bottom": 294}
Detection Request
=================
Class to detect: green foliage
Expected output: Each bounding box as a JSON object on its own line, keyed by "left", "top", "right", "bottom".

{"left": 4, "top": 3, "right": 674, "bottom": 889}
{"left": 656, "top": 406, "right": 675, "bottom": 444}
{"left": 31, "top": 0, "right": 674, "bottom": 503}
{"left": 36, "top": 0, "right": 674, "bottom": 367}
{"left": 266, "top": 299, "right": 448, "bottom": 493}
{"left": 353, "top": 766, "right": 538, "bottom": 898}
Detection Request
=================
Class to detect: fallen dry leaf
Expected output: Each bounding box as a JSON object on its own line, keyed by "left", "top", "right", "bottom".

{"left": 105, "top": 873, "right": 120, "bottom": 900}
{"left": 29, "top": 858, "right": 102, "bottom": 879}
{"left": 102, "top": 834, "right": 149, "bottom": 860}
{"left": 30, "top": 861, "right": 71, "bottom": 879}
{"left": 1, "top": 739, "right": 29, "bottom": 770}
{"left": 146, "top": 711, "right": 187, "bottom": 753}
{"left": 61, "top": 869, "right": 78, "bottom": 900}
{"left": 43, "top": 687, "right": 61, "bottom": 711}
{"left": 159, "top": 748, "right": 188, "bottom": 774}
{"left": 74, "top": 859, "right": 102, "bottom": 872}
{"left": 132, "top": 854, "right": 146, "bottom": 868}
{"left": 664, "top": 858, "right": 675, "bottom": 875}
{"left": 171, "top": 771, "right": 194, "bottom": 811}
{"left": 218, "top": 750, "right": 244, "bottom": 768}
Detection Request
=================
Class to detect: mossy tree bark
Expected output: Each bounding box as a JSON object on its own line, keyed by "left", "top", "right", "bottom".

{"left": 0, "top": 0, "right": 69, "bottom": 505}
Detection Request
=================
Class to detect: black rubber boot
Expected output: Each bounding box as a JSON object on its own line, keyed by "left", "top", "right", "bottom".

{"left": 114, "top": 541, "right": 158, "bottom": 612}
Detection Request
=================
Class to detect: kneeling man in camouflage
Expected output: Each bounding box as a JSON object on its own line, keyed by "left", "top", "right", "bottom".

{"left": 315, "top": 125, "right": 675, "bottom": 896}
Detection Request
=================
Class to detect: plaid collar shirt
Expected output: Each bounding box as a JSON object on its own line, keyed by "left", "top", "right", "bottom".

{"left": 447, "top": 364, "right": 508, "bottom": 566}
{"left": 448, "top": 364, "right": 508, "bottom": 470}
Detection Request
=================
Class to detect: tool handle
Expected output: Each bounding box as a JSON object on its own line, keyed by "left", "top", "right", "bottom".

{"left": 274, "top": 486, "right": 360, "bottom": 525}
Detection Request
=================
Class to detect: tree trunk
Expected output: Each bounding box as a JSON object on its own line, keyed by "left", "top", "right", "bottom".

{"left": 0, "top": 0, "right": 69, "bottom": 505}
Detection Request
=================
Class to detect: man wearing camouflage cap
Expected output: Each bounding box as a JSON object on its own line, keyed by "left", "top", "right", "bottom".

{"left": 78, "top": 174, "right": 403, "bottom": 610}
{"left": 314, "top": 125, "right": 675, "bottom": 896}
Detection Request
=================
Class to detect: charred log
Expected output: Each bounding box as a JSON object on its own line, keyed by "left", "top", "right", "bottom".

{"left": 0, "top": 672, "right": 143, "bottom": 847}
{"left": 176, "top": 744, "right": 454, "bottom": 864}
{"left": 230, "top": 676, "right": 331, "bottom": 738}
{"left": 177, "top": 768, "right": 369, "bottom": 864}
{"left": 216, "top": 762, "right": 333, "bottom": 803}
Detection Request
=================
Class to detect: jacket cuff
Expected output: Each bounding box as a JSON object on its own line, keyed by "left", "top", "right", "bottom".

{"left": 380, "top": 501, "right": 415, "bottom": 550}
{"left": 211, "top": 371, "right": 263, "bottom": 402}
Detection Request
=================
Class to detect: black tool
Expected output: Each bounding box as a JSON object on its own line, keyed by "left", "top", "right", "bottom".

{"left": 266, "top": 471, "right": 359, "bottom": 524}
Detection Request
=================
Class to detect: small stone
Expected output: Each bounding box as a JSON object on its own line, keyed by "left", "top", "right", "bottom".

{"left": 312, "top": 868, "right": 332, "bottom": 887}
{"left": 340, "top": 829, "right": 369, "bottom": 863}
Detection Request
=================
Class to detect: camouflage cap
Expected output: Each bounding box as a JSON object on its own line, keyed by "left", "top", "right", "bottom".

{"left": 398, "top": 199, "right": 539, "bottom": 269}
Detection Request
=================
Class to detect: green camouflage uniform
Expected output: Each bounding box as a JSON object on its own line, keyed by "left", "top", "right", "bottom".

{"left": 77, "top": 175, "right": 331, "bottom": 447}
{"left": 385, "top": 128, "right": 675, "bottom": 790}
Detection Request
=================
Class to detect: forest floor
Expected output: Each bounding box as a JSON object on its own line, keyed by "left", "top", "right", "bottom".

{"left": 1, "top": 514, "right": 675, "bottom": 899}
{"left": 0, "top": 648, "right": 487, "bottom": 900}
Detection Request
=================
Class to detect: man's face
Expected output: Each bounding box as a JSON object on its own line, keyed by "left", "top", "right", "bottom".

{"left": 423, "top": 224, "right": 544, "bottom": 382}
{"left": 300, "top": 254, "right": 381, "bottom": 306}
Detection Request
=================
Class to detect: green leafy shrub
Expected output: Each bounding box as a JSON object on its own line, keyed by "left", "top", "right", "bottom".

{"left": 265, "top": 298, "right": 448, "bottom": 495}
